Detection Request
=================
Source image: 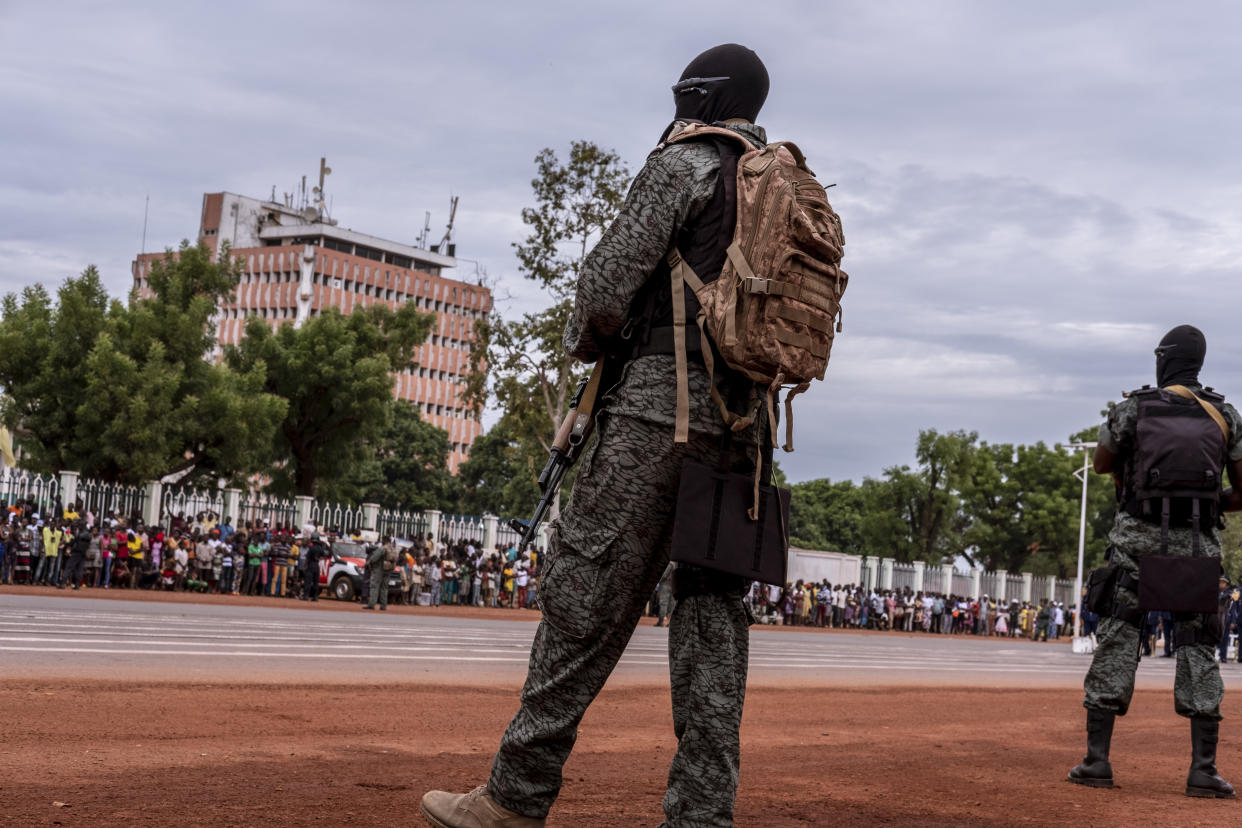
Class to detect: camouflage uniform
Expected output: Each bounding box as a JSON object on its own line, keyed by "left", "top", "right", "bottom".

{"left": 486, "top": 122, "right": 768, "bottom": 828}
{"left": 1083, "top": 384, "right": 1242, "bottom": 719}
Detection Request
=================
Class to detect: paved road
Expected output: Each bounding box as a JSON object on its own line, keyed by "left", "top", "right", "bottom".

{"left": 2, "top": 593, "right": 1235, "bottom": 688}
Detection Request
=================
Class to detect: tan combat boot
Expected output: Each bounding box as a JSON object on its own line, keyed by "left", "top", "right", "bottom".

{"left": 420, "top": 786, "right": 546, "bottom": 828}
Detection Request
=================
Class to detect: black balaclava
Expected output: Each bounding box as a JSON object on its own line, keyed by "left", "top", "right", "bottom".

{"left": 1155, "top": 324, "right": 1206, "bottom": 388}
{"left": 671, "top": 44, "right": 769, "bottom": 126}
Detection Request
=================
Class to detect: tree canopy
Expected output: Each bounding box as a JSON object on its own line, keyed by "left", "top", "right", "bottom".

{"left": 225, "top": 301, "right": 435, "bottom": 496}
{"left": 789, "top": 426, "right": 1117, "bottom": 577}
{"left": 0, "top": 245, "right": 286, "bottom": 484}
{"left": 319, "top": 398, "right": 461, "bottom": 512}
{"left": 464, "top": 141, "right": 631, "bottom": 514}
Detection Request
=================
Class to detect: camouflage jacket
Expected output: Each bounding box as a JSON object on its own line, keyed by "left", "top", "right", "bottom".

{"left": 1098, "top": 382, "right": 1242, "bottom": 556}
{"left": 563, "top": 121, "right": 768, "bottom": 435}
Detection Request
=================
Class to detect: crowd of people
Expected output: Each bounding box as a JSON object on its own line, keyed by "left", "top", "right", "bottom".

{"left": 0, "top": 496, "right": 547, "bottom": 610}
{"left": 0, "top": 498, "right": 343, "bottom": 599}
{"left": 10, "top": 497, "right": 1237, "bottom": 662}
{"left": 411, "top": 537, "right": 539, "bottom": 609}
{"left": 747, "top": 581, "right": 1083, "bottom": 641}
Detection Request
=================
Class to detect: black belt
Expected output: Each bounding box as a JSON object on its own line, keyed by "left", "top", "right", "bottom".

{"left": 634, "top": 324, "right": 704, "bottom": 359}
{"left": 672, "top": 565, "right": 747, "bottom": 600}
{"left": 1109, "top": 605, "right": 1145, "bottom": 627}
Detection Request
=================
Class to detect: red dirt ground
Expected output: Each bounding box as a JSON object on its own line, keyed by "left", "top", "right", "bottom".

{"left": 1, "top": 681, "right": 1236, "bottom": 827}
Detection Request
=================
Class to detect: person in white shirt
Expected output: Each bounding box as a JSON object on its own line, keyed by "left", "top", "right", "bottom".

{"left": 514, "top": 557, "right": 531, "bottom": 609}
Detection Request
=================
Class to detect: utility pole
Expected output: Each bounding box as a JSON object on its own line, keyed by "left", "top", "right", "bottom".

{"left": 1063, "top": 441, "right": 1098, "bottom": 641}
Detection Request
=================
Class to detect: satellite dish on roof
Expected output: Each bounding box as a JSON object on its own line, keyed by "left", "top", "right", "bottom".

{"left": 302, "top": 206, "right": 319, "bottom": 222}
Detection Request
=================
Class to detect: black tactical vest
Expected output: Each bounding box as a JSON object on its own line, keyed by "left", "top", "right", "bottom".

{"left": 1120, "top": 385, "right": 1228, "bottom": 532}
{"left": 626, "top": 134, "right": 745, "bottom": 356}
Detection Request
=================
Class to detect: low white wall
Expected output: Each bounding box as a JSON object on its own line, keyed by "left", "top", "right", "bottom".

{"left": 787, "top": 547, "right": 861, "bottom": 587}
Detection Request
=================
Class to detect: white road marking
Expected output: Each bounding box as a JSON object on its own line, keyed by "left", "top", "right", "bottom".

{"left": 3, "top": 596, "right": 1219, "bottom": 682}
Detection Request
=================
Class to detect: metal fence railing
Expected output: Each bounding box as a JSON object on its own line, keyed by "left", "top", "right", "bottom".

{"left": 494, "top": 518, "right": 526, "bottom": 551}
{"left": 160, "top": 484, "right": 225, "bottom": 525}
{"left": 1030, "top": 575, "right": 1051, "bottom": 601}
{"left": 951, "top": 572, "right": 973, "bottom": 597}
{"left": 237, "top": 492, "right": 297, "bottom": 532}
{"left": 76, "top": 477, "right": 146, "bottom": 523}
{"left": 0, "top": 470, "right": 60, "bottom": 514}
{"left": 440, "top": 513, "right": 485, "bottom": 544}
{"left": 922, "top": 567, "right": 945, "bottom": 595}
{"left": 376, "top": 508, "right": 429, "bottom": 542}
{"left": 891, "top": 562, "right": 917, "bottom": 592}
{"left": 310, "top": 501, "right": 365, "bottom": 535}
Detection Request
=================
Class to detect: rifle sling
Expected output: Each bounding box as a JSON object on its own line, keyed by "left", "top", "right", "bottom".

{"left": 1164, "top": 384, "right": 1230, "bottom": 441}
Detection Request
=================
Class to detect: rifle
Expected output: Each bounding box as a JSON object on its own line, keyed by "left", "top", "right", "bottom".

{"left": 509, "top": 360, "right": 609, "bottom": 548}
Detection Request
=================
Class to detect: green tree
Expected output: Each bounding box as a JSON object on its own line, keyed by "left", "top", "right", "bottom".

{"left": 859, "top": 468, "right": 922, "bottom": 562}
{"left": 788, "top": 478, "right": 865, "bottom": 554}
{"left": 321, "top": 399, "right": 460, "bottom": 512}
{"left": 1221, "top": 519, "right": 1242, "bottom": 584}
{"left": 464, "top": 142, "right": 631, "bottom": 513}
{"left": 456, "top": 413, "right": 543, "bottom": 518}
{"left": 0, "top": 270, "right": 110, "bottom": 473}
{"left": 226, "top": 302, "right": 434, "bottom": 496}
{"left": 898, "top": 429, "right": 978, "bottom": 562}
{"left": 0, "top": 245, "right": 286, "bottom": 483}
{"left": 957, "top": 427, "right": 1114, "bottom": 577}
{"left": 79, "top": 243, "right": 285, "bottom": 483}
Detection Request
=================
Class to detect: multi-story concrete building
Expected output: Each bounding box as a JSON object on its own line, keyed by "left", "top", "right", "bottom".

{"left": 132, "top": 191, "right": 489, "bottom": 471}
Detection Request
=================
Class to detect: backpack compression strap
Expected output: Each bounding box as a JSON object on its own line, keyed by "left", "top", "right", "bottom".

{"left": 1164, "top": 385, "right": 1230, "bottom": 441}
{"left": 669, "top": 247, "right": 775, "bottom": 520}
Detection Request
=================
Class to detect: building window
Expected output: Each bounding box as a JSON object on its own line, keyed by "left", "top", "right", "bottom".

{"left": 390, "top": 254, "right": 412, "bottom": 269}
{"left": 324, "top": 237, "right": 351, "bottom": 254}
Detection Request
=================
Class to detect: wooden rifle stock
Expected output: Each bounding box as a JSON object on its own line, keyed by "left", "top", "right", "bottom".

{"left": 514, "top": 360, "right": 610, "bottom": 547}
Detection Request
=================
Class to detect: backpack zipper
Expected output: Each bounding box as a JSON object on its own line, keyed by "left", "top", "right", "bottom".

{"left": 743, "top": 152, "right": 781, "bottom": 260}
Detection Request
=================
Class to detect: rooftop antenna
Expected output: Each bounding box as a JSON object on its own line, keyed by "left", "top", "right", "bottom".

{"left": 433, "top": 196, "right": 458, "bottom": 255}
{"left": 417, "top": 211, "right": 431, "bottom": 248}
{"left": 312, "top": 156, "right": 332, "bottom": 217}
{"left": 140, "top": 194, "right": 149, "bottom": 254}
{"left": 270, "top": 184, "right": 277, "bottom": 202}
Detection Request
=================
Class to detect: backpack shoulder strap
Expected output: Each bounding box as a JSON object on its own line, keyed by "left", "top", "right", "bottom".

{"left": 1164, "top": 384, "right": 1230, "bottom": 441}
{"left": 658, "top": 121, "right": 759, "bottom": 155}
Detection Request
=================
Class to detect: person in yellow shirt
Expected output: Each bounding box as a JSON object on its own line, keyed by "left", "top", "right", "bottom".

{"left": 40, "top": 522, "right": 64, "bottom": 586}
{"left": 127, "top": 531, "right": 145, "bottom": 589}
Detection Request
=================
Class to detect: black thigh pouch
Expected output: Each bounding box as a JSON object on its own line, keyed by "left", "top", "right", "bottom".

{"left": 670, "top": 458, "right": 791, "bottom": 586}
{"left": 1084, "top": 565, "right": 1120, "bottom": 615}
{"left": 539, "top": 516, "right": 619, "bottom": 640}
{"left": 1137, "top": 555, "right": 1220, "bottom": 614}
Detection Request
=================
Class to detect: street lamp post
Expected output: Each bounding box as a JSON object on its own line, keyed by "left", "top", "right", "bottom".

{"left": 1062, "top": 441, "right": 1098, "bottom": 641}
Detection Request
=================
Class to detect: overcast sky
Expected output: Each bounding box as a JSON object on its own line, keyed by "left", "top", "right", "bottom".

{"left": 4, "top": 0, "right": 1242, "bottom": 484}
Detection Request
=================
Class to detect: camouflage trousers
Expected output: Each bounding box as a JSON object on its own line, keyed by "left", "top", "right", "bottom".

{"left": 488, "top": 412, "right": 754, "bottom": 827}
{"left": 1083, "top": 546, "right": 1223, "bottom": 720}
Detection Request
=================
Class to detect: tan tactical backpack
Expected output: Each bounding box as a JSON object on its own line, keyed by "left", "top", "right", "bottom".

{"left": 663, "top": 122, "right": 849, "bottom": 461}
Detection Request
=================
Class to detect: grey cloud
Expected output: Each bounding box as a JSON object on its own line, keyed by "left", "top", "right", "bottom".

{"left": 6, "top": 0, "right": 1242, "bottom": 484}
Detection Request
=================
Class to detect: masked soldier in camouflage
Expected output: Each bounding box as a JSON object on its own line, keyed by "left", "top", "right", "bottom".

{"left": 1069, "top": 325, "right": 1242, "bottom": 798}
{"left": 421, "top": 44, "right": 771, "bottom": 828}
